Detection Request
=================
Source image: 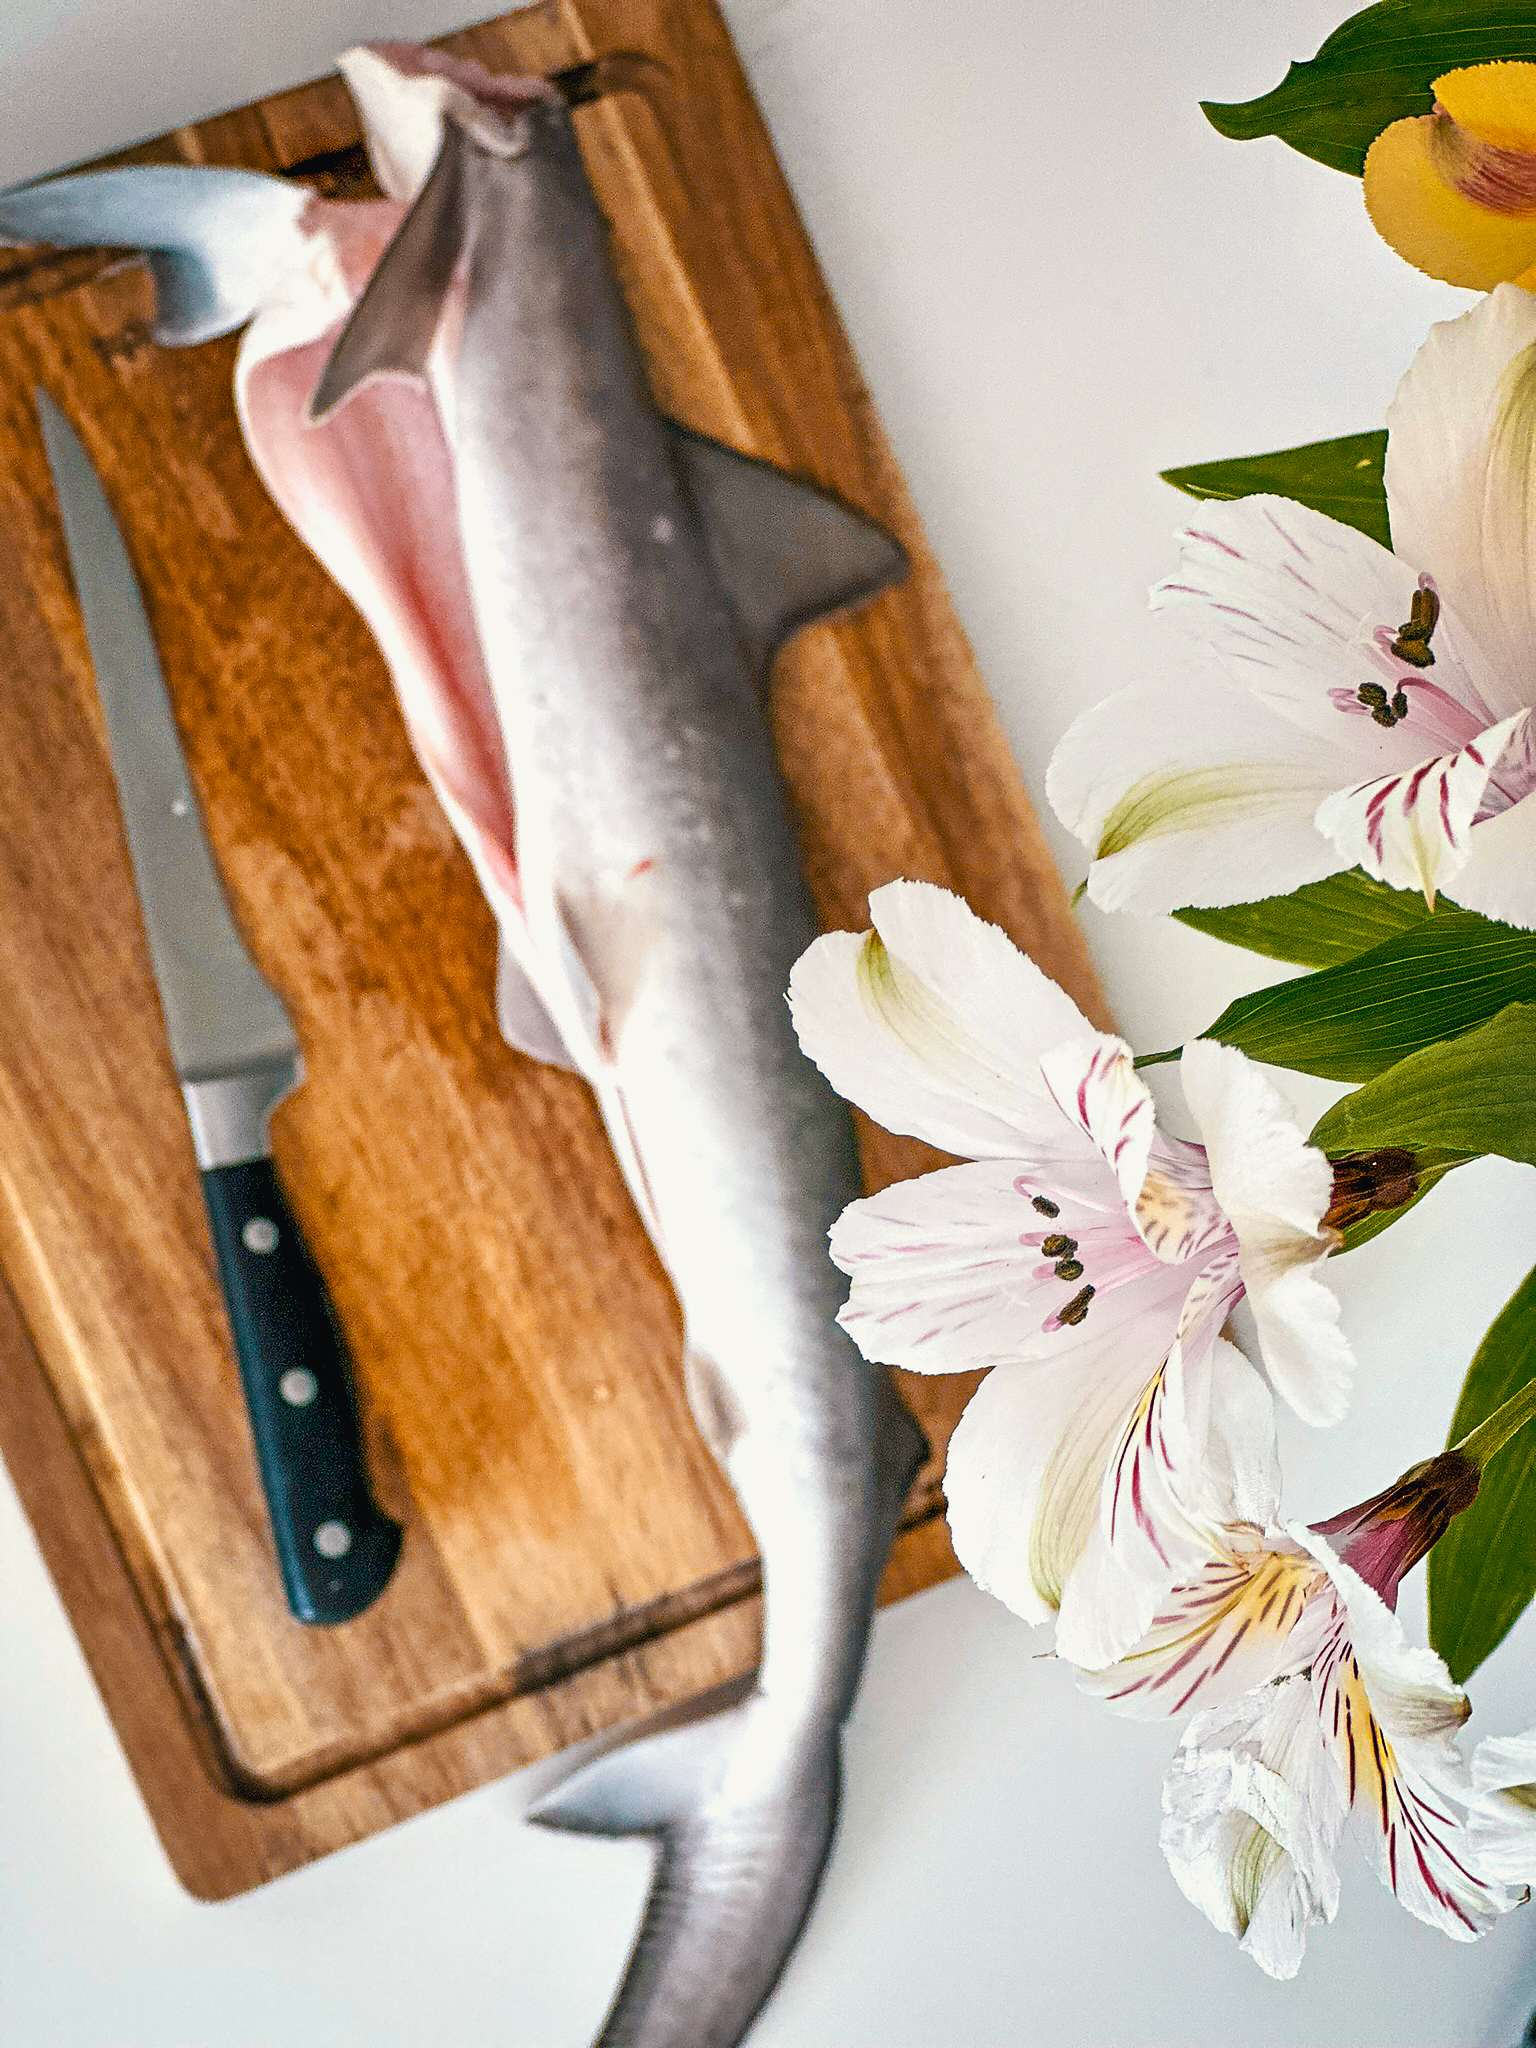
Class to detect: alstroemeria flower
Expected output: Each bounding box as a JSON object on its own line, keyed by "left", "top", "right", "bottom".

{"left": 787, "top": 880, "right": 1353, "bottom": 1667}
{"left": 1080, "top": 1449, "right": 1531, "bottom": 1976}
{"left": 1364, "top": 63, "right": 1536, "bottom": 292}
{"left": 1048, "top": 285, "right": 1536, "bottom": 924}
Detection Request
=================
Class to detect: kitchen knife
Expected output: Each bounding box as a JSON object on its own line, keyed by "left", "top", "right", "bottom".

{"left": 36, "top": 388, "right": 403, "bottom": 1625}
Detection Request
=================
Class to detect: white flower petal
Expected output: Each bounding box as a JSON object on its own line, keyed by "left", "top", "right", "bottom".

{"left": 1472, "top": 1728, "right": 1536, "bottom": 1798}
{"left": 1313, "top": 711, "right": 1529, "bottom": 905}
{"left": 1301, "top": 1539, "right": 1524, "bottom": 1942}
{"left": 1079, "top": 1527, "right": 1322, "bottom": 1722}
{"left": 1448, "top": 788, "right": 1536, "bottom": 929}
{"left": 1046, "top": 678, "right": 1347, "bottom": 914}
{"left": 1190, "top": 1332, "right": 1285, "bottom": 1533}
{"left": 787, "top": 882, "right": 1094, "bottom": 1159}
{"left": 1180, "top": 1040, "right": 1354, "bottom": 1426}
{"left": 1386, "top": 283, "right": 1536, "bottom": 710}
{"left": 828, "top": 1158, "right": 1188, "bottom": 1373}
{"left": 1040, "top": 1036, "right": 1235, "bottom": 1266}
{"left": 1152, "top": 494, "right": 1499, "bottom": 750}
{"left": 1470, "top": 1729, "right": 1536, "bottom": 1885}
{"left": 1056, "top": 1335, "right": 1263, "bottom": 1670}
{"left": 1161, "top": 1677, "right": 1346, "bottom": 1980}
{"left": 1076, "top": 1342, "right": 1303, "bottom": 1718}
{"left": 942, "top": 1338, "right": 1164, "bottom": 1636}
{"left": 1038, "top": 1036, "right": 1155, "bottom": 1217}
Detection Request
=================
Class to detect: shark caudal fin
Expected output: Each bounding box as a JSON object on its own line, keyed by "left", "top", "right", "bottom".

{"left": 0, "top": 166, "right": 308, "bottom": 345}
{"left": 528, "top": 1695, "right": 841, "bottom": 2048}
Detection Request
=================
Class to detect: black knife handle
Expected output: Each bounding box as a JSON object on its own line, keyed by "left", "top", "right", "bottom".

{"left": 199, "top": 1158, "right": 403, "bottom": 1624}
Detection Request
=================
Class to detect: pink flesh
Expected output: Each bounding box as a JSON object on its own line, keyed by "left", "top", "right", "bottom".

{"left": 234, "top": 197, "right": 525, "bottom": 929}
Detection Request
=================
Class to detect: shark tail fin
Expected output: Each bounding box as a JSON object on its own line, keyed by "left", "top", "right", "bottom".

{"left": 0, "top": 165, "right": 307, "bottom": 345}
{"left": 308, "top": 123, "right": 467, "bottom": 423}
{"left": 528, "top": 1692, "right": 841, "bottom": 2048}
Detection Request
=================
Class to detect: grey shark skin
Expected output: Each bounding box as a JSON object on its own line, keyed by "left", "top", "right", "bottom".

{"left": 319, "top": 96, "right": 928, "bottom": 2048}
{"left": 0, "top": 72, "right": 928, "bottom": 2048}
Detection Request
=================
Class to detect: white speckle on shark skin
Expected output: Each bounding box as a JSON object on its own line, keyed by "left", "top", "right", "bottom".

{"left": 650, "top": 514, "right": 675, "bottom": 544}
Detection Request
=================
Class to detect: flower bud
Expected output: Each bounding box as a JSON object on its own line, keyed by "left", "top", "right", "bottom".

{"left": 1311, "top": 1450, "right": 1480, "bottom": 1609}
{"left": 1322, "top": 1148, "right": 1420, "bottom": 1232}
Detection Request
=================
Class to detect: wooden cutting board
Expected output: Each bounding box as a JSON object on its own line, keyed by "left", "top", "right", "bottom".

{"left": 0, "top": 0, "right": 1107, "bottom": 1898}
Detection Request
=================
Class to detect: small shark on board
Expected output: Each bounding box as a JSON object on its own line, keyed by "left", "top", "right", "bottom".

{"left": 0, "top": 42, "right": 929, "bottom": 2048}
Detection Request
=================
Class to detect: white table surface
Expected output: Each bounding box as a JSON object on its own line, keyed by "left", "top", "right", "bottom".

{"left": 5, "top": 3, "right": 1536, "bottom": 2043}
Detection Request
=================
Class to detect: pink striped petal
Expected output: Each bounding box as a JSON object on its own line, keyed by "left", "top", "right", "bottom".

{"left": 1313, "top": 710, "right": 1529, "bottom": 905}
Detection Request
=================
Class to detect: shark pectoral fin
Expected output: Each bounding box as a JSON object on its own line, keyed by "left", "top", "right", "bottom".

{"left": 683, "top": 1345, "right": 746, "bottom": 1465}
{"left": 308, "top": 124, "right": 467, "bottom": 422}
{"left": 669, "top": 424, "right": 908, "bottom": 678}
{"left": 527, "top": 1707, "right": 744, "bottom": 1838}
{"left": 495, "top": 942, "right": 576, "bottom": 1069}
{"left": 875, "top": 1371, "right": 929, "bottom": 1539}
{"left": 0, "top": 166, "right": 307, "bottom": 345}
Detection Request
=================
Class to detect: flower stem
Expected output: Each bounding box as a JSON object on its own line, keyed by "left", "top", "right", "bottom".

{"left": 1132, "top": 1046, "right": 1181, "bottom": 1069}
{"left": 1454, "top": 1373, "right": 1536, "bottom": 1471}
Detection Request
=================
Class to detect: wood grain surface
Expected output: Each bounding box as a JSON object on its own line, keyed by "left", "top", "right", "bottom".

{"left": 0, "top": 0, "right": 1108, "bottom": 1897}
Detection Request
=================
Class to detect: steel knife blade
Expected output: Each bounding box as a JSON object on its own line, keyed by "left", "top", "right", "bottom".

{"left": 36, "top": 388, "right": 403, "bottom": 1625}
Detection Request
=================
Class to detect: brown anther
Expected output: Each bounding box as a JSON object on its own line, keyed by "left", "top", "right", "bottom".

{"left": 1032, "top": 1195, "right": 1060, "bottom": 1217}
{"left": 1358, "top": 679, "right": 1407, "bottom": 728}
{"left": 1323, "top": 1148, "right": 1421, "bottom": 1231}
{"left": 1054, "top": 1257, "right": 1085, "bottom": 1282}
{"left": 1390, "top": 584, "right": 1440, "bottom": 668}
{"left": 1056, "top": 1284, "right": 1095, "bottom": 1326}
{"left": 1041, "top": 1234, "right": 1077, "bottom": 1258}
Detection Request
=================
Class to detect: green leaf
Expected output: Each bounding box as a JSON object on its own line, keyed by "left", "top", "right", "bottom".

{"left": 1162, "top": 432, "right": 1390, "bottom": 550}
{"left": 1310, "top": 1002, "right": 1536, "bottom": 1162}
{"left": 1174, "top": 867, "right": 1434, "bottom": 968}
{"left": 1306, "top": 1002, "right": 1536, "bottom": 1247}
{"left": 1195, "top": 913, "right": 1536, "bottom": 1081}
{"left": 1201, "top": 0, "right": 1536, "bottom": 177}
{"left": 1430, "top": 1264, "right": 1536, "bottom": 1682}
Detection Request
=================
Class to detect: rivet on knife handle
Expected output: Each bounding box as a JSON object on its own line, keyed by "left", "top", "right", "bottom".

{"left": 199, "top": 1156, "right": 403, "bottom": 1624}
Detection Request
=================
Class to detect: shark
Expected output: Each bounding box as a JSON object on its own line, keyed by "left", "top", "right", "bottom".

{"left": 0, "top": 42, "right": 929, "bottom": 2048}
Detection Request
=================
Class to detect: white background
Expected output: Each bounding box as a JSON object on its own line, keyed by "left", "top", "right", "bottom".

{"left": 5, "top": 2, "right": 1536, "bottom": 2043}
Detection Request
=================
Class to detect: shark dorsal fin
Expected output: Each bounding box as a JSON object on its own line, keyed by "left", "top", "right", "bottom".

{"left": 669, "top": 426, "right": 907, "bottom": 678}
{"left": 308, "top": 126, "right": 467, "bottom": 422}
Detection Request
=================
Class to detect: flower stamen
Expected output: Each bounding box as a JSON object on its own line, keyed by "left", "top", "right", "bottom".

{"left": 1041, "top": 1234, "right": 1077, "bottom": 1257}
{"left": 1056, "top": 1284, "right": 1096, "bottom": 1326}
{"left": 1032, "top": 1195, "right": 1061, "bottom": 1217}
{"left": 1391, "top": 582, "right": 1441, "bottom": 669}
{"left": 1356, "top": 680, "right": 1412, "bottom": 728}
{"left": 1054, "top": 1256, "right": 1086, "bottom": 1281}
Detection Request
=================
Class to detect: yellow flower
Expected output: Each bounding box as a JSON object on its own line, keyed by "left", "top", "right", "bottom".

{"left": 1365, "top": 62, "right": 1536, "bottom": 289}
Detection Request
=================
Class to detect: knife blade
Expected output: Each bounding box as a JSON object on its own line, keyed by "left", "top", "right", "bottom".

{"left": 36, "top": 388, "right": 403, "bottom": 1625}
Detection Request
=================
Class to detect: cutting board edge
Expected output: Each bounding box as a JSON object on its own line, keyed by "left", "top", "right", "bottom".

{"left": 0, "top": 1255, "right": 959, "bottom": 1897}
